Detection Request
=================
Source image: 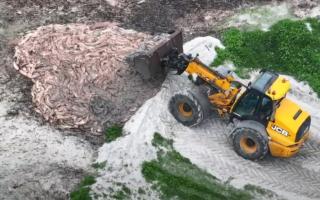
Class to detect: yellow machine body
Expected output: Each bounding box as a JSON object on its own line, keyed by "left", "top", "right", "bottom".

{"left": 267, "top": 98, "right": 310, "bottom": 157}
{"left": 184, "top": 60, "right": 311, "bottom": 158}
{"left": 263, "top": 76, "right": 310, "bottom": 157}
{"left": 265, "top": 76, "right": 291, "bottom": 100}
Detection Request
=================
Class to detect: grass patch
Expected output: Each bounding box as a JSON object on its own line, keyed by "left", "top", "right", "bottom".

{"left": 112, "top": 190, "right": 128, "bottom": 200}
{"left": 244, "top": 184, "right": 278, "bottom": 199}
{"left": 70, "top": 176, "right": 96, "bottom": 200}
{"left": 142, "top": 133, "right": 253, "bottom": 200}
{"left": 152, "top": 132, "right": 174, "bottom": 149}
{"left": 91, "top": 161, "right": 107, "bottom": 169}
{"left": 111, "top": 184, "right": 132, "bottom": 200}
{"left": 213, "top": 18, "right": 320, "bottom": 94}
{"left": 138, "top": 188, "right": 146, "bottom": 195}
{"left": 105, "top": 124, "right": 123, "bottom": 143}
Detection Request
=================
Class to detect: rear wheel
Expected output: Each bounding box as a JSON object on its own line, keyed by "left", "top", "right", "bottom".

{"left": 169, "top": 92, "right": 204, "bottom": 127}
{"left": 178, "top": 102, "right": 193, "bottom": 118}
{"left": 231, "top": 121, "right": 269, "bottom": 160}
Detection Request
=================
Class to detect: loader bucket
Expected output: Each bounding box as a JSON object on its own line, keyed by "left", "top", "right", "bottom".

{"left": 126, "top": 30, "right": 184, "bottom": 79}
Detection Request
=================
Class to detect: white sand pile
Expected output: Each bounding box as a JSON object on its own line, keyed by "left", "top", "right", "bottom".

{"left": 227, "top": 1, "right": 320, "bottom": 30}
{"left": 227, "top": 3, "right": 294, "bottom": 31}
{"left": 14, "top": 22, "right": 167, "bottom": 133}
{"left": 0, "top": 100, "right": 94, "bottom": 199}
{"left": 183, "top": 36, "right": 224, "bottom": 66}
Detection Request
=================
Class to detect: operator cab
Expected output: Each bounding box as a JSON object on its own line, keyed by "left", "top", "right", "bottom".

{"left": 231, "top": 71, "right": 290, "bottom": 125}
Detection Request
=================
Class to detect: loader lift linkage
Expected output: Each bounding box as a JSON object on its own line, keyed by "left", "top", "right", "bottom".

{"left": 128, "top": 30, "right": 311, "bottom": 160}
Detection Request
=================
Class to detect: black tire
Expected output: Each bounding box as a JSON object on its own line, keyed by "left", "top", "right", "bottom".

{"left": 231, "top": 120, "right": 269, "bottom": 160}
{"left": 169, "top": 91, "right": 204, "bottom": 127}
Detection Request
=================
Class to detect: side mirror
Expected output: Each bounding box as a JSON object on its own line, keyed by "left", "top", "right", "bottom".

{"left": 270, "top": 115, "right": 275, "bottom": 122}
{"left": 270, "top": 109, "right": 276, "bottom": 122}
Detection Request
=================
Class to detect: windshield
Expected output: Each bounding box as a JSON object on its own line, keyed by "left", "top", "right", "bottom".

{"left": 251, "top": 72, "right": 278, "bottom": 93}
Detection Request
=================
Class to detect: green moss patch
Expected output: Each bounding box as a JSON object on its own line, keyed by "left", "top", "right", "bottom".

{"left": 142, "top": 133, "right": 253, "bottom": 200}
{"left": 152, "top": 132, "right": 174, "bottom": 149}
{"left": 244, "top": 184, "right": 279, "bottom": 199}
{"left": 70, "top": 176, "right": 96, "bottom": 200}
{"left": 111, "top": 184, "right": 132, "bottom": 200}
{"left": 213, "top": 18, "right": 320, "bottom": 94}
{"left": 91, "top": 161, "right": 107, "bottom": 169}
{"left": 105, "top": 124, "right": 123, "bottom": 143}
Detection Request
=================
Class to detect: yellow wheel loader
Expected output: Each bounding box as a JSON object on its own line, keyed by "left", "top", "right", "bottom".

{"left": 128, "top": 30, "right": 311, "bottom": 160}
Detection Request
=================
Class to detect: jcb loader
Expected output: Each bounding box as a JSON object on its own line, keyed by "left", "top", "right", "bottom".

{"left": 128, "top": 30, "right": 311, "bottom": 160}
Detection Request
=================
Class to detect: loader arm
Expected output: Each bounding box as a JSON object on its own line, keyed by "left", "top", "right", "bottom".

{"left": 128, "top": 29, "right": 243, "bottom": 114}
{"left": 184, "top": 58, "right": 234, "bottom": 92}
{"left": 180, "top": 57, "right": 242, "bottom": 114}
{"left": 158, "top": 49, "right": 243, "bottom": 114}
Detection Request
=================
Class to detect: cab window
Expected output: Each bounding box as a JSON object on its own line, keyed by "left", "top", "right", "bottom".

{"left": 251, "top": 71, "right": 278, "bottom": 93}
{"left": 234, "top": 90, "right": 260, "bottom": 117}
{"left": 258, "top": 96, "right": 273, "bottom": 121}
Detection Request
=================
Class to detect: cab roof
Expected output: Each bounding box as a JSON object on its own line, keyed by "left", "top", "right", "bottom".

{"left": 251, "top": 71, "right": 291, "bottom": 101}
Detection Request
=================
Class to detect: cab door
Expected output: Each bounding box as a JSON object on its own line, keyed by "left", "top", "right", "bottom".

{"left": 232, "top": 89, "right": 261, "bottom": 121}
{"left": 232, "top": 89, "right": 273, "bottom": 126}
{"left": 256, "top": 96, "right": 273, "bottom": 125}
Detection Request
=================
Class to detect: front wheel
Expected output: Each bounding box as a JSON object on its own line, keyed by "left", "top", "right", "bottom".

{"left": 231, "top": 121, "right": 269, "bottom": 160}
{"left": 168, "top": 92, "right": 204, "bottom": 127}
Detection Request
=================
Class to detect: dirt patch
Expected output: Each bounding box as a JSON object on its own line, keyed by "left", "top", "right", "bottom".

{"left": 14, "top": 22, "right": 167, "bottom": 133}
{"left": 291, "top": 0, "right": 320, "bottom": 18}
{"left": 118, "top": 0, "right": 274, "bottom": 40}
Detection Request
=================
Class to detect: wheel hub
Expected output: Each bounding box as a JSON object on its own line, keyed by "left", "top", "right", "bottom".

{"left": 240, "top": 137, "right": 257, "bottom": 154}
{"left": 178, "top": 102, "right": 193, "bottom": 117}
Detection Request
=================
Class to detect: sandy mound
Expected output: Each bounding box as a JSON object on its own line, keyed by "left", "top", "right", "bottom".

{"left": 14, "top": 22, "right": 167, "bottom": 133}
{"left": 0, "top": 101, "right": 94, "bottom": 199}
